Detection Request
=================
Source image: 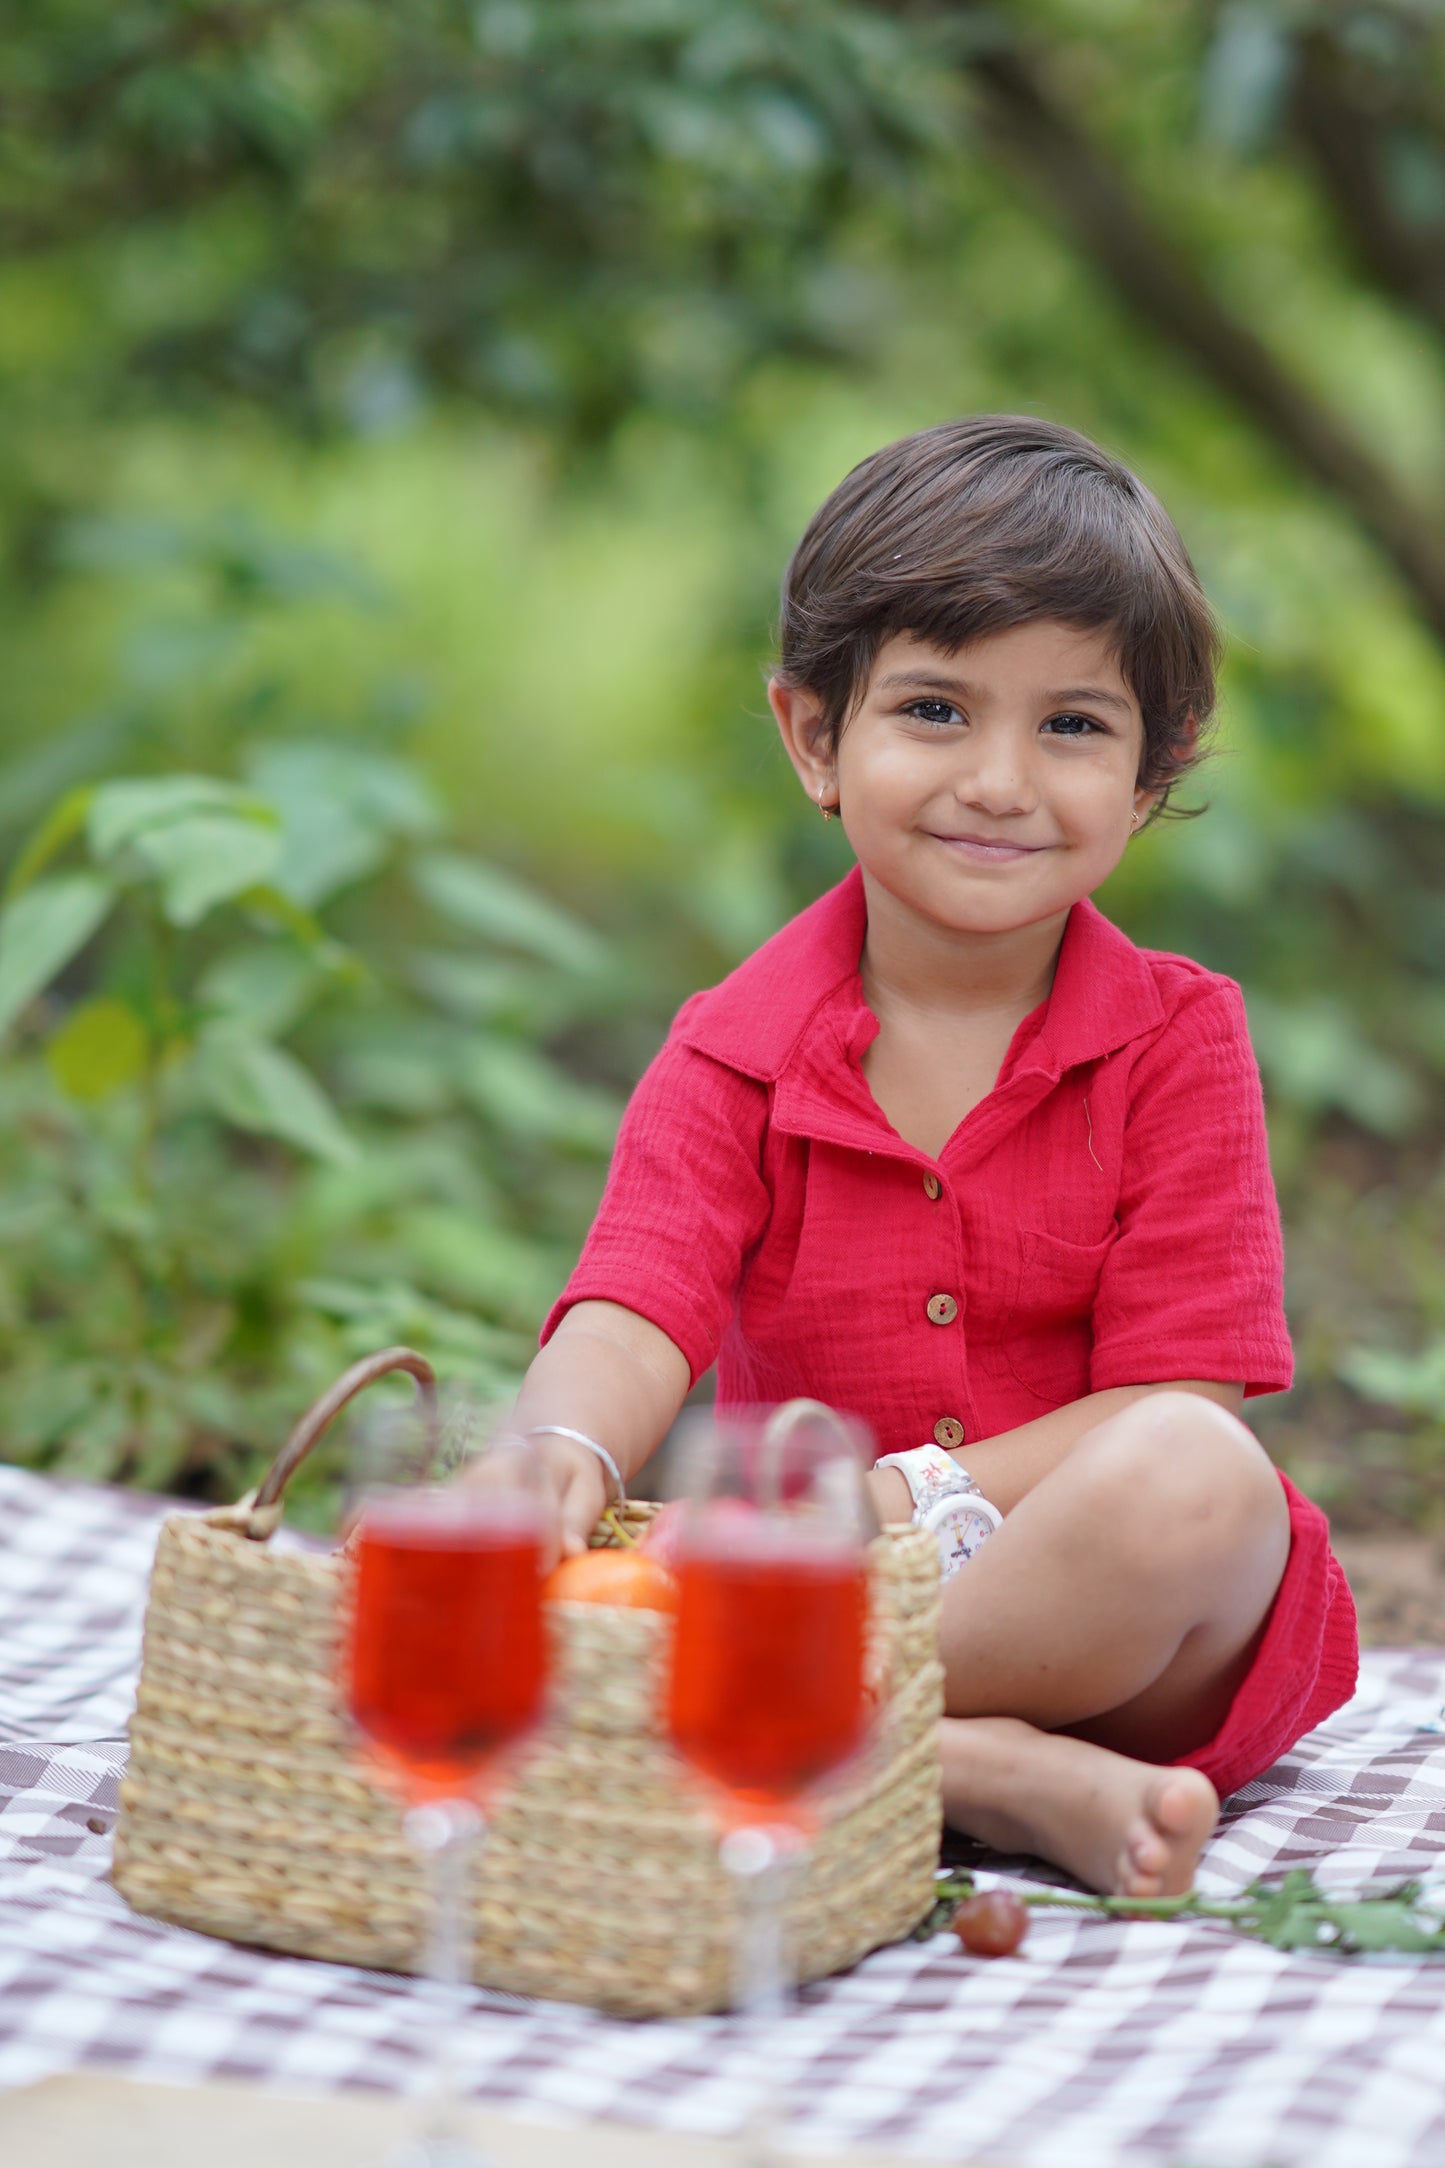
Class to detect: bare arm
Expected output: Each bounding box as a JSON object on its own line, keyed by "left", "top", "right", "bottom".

{"left": 520, "top": 1294, "right": 1244, "bottom": 1552}
{"left": 867, "top": 1380, "right": 1246, "bottom": 1524}
{"left": 512, "top": 1299, "right": 692, "bottom": 1556}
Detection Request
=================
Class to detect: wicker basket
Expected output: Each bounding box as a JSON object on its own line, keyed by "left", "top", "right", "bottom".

{"left": 113, "top": 1350, "right": 945, "bottom": 2017}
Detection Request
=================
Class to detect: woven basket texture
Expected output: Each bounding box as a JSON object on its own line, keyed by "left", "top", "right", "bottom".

{"left": 114, "top": 1495, "right": 943, "bottom": 2017}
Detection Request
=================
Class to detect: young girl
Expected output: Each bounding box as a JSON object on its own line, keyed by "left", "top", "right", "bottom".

{"left": 511, "top": 415, "right": 1359, "bottom": 1899}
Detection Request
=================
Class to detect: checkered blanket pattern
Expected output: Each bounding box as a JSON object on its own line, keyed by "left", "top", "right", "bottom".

{"left": 3, "top": 1464, "right": 1445, "bottom": 2166}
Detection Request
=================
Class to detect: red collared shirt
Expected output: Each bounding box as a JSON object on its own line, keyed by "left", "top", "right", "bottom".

{"left": 543, "top": 868, "right": 1292, "bottom": 1456}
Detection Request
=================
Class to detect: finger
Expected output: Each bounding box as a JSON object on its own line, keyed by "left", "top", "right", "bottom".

{"left": 560, "top": 1485, "right": 600, "bottom": 1557}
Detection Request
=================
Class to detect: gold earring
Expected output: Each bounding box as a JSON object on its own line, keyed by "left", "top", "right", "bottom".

{"left": 1130, "top": 809, "right": 1141, "bottom": 831}
{"left": 818, "top": 786, "right": 837, "bottom": 823}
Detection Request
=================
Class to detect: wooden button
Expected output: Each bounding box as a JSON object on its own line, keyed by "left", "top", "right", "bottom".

{"left": 933, "top": 1416, "right": 965, "bottom": 1449}
{"left": 925, "top": 1293, "right": 959, "bottom": 1326}
{"left": 922, "top": 1172, "right": 941, "bottom": 1201}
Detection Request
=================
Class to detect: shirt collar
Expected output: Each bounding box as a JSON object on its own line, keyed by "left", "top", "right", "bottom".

{"left": 675, "top": 864, "right": 1165, "bottom": 1085}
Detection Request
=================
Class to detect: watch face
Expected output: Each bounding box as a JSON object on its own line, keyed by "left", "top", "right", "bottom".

{"left": 926, "top": 1497, "right": 1000, "bottom": 1578}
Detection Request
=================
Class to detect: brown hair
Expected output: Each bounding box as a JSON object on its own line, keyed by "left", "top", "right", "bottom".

{"left": 776, "top": 415, "right": 1219, "bottom": 815}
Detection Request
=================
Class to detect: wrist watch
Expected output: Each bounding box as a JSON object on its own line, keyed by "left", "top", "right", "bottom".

{"left": 875, "top": 1443, "right": 1003, "bottom": 1578}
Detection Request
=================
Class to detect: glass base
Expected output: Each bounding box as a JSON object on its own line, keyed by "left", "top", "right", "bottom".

{"left": 386, "top": 2134, "right": 495, "bottom": 2168}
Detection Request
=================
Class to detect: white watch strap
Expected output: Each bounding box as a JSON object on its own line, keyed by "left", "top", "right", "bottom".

{"left": 876, "top": 1444, "right": 984, "bottom": 1519}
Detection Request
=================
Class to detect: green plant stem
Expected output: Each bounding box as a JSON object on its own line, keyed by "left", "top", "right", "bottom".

{"left": 134, "top": 898, "right": 176, "bottom": 1201}
{"left": 930, "top": 1870, "right": 1256, "bottom": 1927}
{"left": 1019, "top": 1890, "right": 1257, "bottom": 1923}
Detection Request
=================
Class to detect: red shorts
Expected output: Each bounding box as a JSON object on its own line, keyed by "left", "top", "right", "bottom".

{"left": 1171, "top": 1471, "right": 1359, "bottom": 1800}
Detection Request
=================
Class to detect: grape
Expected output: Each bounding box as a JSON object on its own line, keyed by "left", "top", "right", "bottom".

{"left": 952, "top": 1890, "right": 1029, "bottom": 1957}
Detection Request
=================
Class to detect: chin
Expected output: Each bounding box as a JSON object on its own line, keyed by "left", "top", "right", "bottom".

{"left": 920, "top": 892, "right": 1045, "bottom": 935}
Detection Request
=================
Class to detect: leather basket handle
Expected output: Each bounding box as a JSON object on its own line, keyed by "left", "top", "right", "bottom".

{"left": 209, "top": 1346, "right": 438, "bottom": 1541}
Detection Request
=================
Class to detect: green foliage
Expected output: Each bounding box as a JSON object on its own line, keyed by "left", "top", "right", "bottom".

{"left": 2, "top": 0, "right": 958, "bottom": 440}
{"left": 0, "top": 700, "right": 625, "bottom": 1518}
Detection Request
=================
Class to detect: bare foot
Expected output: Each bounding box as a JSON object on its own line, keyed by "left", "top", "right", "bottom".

{"left": 939, "top": 1715, "right": 1219, "bottom": 1897}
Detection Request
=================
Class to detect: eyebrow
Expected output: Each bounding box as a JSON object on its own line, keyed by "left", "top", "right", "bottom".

{"left": 876, "top": 671, "right": 1134, "bottom": 715}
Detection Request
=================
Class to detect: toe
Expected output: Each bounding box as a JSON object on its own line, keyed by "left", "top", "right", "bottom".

{"left": 1119, "top": 1854, "right": 1164, "bottom": 1899}
{"left": 1153, "top": 1776, "right": 1205, "bottom": 1836}
{"left": 1128, "top": 1822, "right": 1166, "bottom": 1873}
{"left": 1120, "top": 1823, "right": 1167, "bottom": 1896}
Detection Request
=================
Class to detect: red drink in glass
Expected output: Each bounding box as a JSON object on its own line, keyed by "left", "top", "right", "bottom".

{"left": 667, "top": 1522, "right": 869, "bottom": 1806}
{"left": 346, "top": 1494, "right": 548, "bottom": 1800}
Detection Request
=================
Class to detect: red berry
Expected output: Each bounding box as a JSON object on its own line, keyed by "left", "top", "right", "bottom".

{"left": 952, "top": 1890, "right": 1029, "bottom": 1957}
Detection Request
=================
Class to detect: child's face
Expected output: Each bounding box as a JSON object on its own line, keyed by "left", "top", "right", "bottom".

{"left": 774, "top": 619, "right": 1154, "bottom": 942}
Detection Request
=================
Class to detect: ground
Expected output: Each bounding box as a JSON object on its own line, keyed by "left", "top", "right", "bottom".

{"left": 1334, "top": 1534, "right": 1445, "bottom": 1646}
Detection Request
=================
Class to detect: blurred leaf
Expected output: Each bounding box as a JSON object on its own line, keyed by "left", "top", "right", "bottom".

{"left": 4, "top": 787, "right": 96, "bottom": 901}
{"left": 197, "top": 945, "right": 321, "bottom": 1040}
{"left": 406, "top": 950, "right": 543, "bottom": 1021}
{"left": 0, "top": 874, "right": 114, "bottom": 1039}
{"left": 413, "top": 850, "right": 608, "bottom": 972}
{"left": 0, "top": 720, "right": 137, "bottom": 853}
{"left": 404, "top": 949, "right": 628, "bottom": 1034}
{"left": 203, "top": 514, "right": 386, "bottom": 608}
{"left": 456, "top": 1036, "right": 620, "bottom": 1151}
{"left": 295, "top": 1275, "right": 534, "bottom": 1365}
{"left": 129, "top": 1403, "right": 193, "bottom": 1492}
{"left": 1337, "top": 1340, "right": 1445, "bottom": 1416}
{"left": 195, "top": 1029, "right": 357, "bottom": 1165}
{"left": 2, "top": 1366, "right": 99, "bottom": 1465}
{"left": 335, "top": 1045, "right": 455, "bottom": 1115}
{"left": 1246, "top": 993, "right": 1424, "bottom": 1136}
{"left": 88, "top": 775, "right": 277, "bottom": 859}
{"left": 235, "top": 885, "right": 360, "bottom": 976}
{"left": 395, "top": 1205, "right": 562, "bottom": 1321}
{"left": 686, "top": 827, "right": 793, "bottom": 960}
{"left": 132, "top": 811, "right": 283, "bottom": 926}
{"left": 53, "top": 1394, "right": 132, "bottom": 1481}
{"left": 50, "top": 514, "right": 191, "bottom": 578}
{"left": 246, "top": 740, "right": 441, "bottom": 907}
{"left": 1320, "top": 1901, "right": 1440, "bottom": 1955}
{"left": 46, "top": 997, "right": 149, "bottom": 1103}
{"left": 1242, "top": 1870, "right": 1443, "bottom": 1955}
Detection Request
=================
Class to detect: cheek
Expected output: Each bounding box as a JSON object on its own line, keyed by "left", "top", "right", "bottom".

{"left": 835, "top": 738, "right": 930, "bottom": 811}
{"left": 1057, "top": 752, "right": 1140, "bottom": 824}
{"left": 836, "top": 754, "right": 905, "bottom": 819}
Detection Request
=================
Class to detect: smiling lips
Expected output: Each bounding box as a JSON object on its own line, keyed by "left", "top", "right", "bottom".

{"left": 930, "top": 832, "right": 1048, "bottom": 862}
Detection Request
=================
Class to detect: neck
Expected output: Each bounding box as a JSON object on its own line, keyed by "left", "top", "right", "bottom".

{"left": 857, "top": 870, "right": 1070, "bottom": 1021}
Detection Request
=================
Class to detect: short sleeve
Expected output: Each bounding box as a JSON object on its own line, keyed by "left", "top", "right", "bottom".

{"left": 540, "top": 1037, "right": 771, "bottom": 1386}
{"left": 1089, "top": 981, "right": 1292, "bottom": 1397}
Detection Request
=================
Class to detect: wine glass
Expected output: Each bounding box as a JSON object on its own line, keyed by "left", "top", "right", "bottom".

{"left": 663, "top": 1400, "right": 876, "bottom": 2161}
{"left": 341, "top": 1395, "right": 550, "bottom": 2167}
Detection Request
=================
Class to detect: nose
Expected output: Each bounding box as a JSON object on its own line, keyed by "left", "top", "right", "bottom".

{"left": 955, "top": 722, "right": 1038, "bottom": 818}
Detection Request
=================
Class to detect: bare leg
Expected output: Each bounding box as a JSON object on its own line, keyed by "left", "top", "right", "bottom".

{"left": 936, "top": 1393, "right": 1291, "bottom": 1894}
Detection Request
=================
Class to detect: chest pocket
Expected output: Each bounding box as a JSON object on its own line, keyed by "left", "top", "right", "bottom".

{"left": 1000, "top": 1227, "right": 1116, "bottom": 1404}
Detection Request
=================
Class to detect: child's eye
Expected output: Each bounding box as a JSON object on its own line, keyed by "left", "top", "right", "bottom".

{"left": 902, "top": 698, "right": 963, "bottom": 728}
{"left": 1044, "top": 711, "right": 1107, "bottom": 738}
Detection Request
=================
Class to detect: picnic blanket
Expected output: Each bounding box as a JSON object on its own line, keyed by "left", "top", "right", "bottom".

{"left": 2, "top": 1464, "right": 1445, "bottom": 2166}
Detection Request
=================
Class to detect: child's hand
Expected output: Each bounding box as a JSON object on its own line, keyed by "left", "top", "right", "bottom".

{"left": 530, "top": 1432, "right": 612, "bottom": 1567}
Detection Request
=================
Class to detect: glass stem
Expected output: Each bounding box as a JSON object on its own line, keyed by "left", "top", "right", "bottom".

{"left": 407, "top": 1798, "right": 484, "bottom": 2150}
{"left": 723, "top": 1826, "right": 801, "bottom": 2166}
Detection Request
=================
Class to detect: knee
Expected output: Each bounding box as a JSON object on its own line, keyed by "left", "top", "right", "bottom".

{"left": 1079, "top": 1393, "right": 1289, "bottom": 1586}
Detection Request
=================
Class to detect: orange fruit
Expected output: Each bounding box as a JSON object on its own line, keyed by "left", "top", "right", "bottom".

{"left": 543, "top": 1547, "right": 679, "bottom": 1614}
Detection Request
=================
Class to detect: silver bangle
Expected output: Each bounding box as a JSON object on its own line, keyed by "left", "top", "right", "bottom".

{"left": 525, "top": 1425, "right": 627, "bottom": 1507}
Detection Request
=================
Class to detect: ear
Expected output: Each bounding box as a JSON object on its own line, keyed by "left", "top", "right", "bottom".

{"left": 768, "top": 677, "right": 836, "bottom": 808}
